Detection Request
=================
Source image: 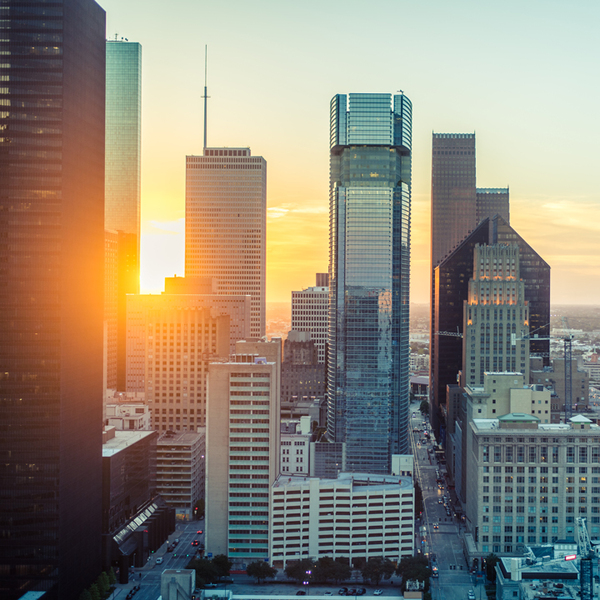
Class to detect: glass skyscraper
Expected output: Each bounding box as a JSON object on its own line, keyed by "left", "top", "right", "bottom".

{"left": 328, "top": 93, "right": 412, "bottom": 473}
{"left": 0, "top": 1, "right": 106, "bottom": 598}
{"left": 105, "top": 40, "right": 142, "bottom": 390}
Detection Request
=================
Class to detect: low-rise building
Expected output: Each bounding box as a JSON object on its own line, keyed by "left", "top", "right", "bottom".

{"left": 269, "top": 472, "right": 414, "bottom": 569}
{"left": 281, "top": 417, "right": 312, "bottom": 475}
{"left": 156, "top": 430, "right": 205, "bottom": 520}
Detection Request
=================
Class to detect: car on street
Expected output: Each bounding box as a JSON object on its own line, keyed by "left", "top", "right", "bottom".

{"left": 296, "top": 591, "right": 306, "bottom": 596}
{"left": 324, "top": 592, "right": 333, "bottom": 596}
{"left": 433, "top": 523, "right": 439, "bottom": 529}
{"left": 468, "top": 591, "right": 475, "bottom": 600}
{"left": 374, "top": 591, "right": 383, "bottom": 596}
{"left": 156, "top": 557, "right": 163, "bottom": 564}
{"left": 192, "top": 540, "right": 199, "bottom": 546}
{"left": 338, "top": 588, "right": 348, "bottom": 595}
{"left": 438, "top": 499, "right": 443, "bottom": 504}
{"left": 197, "top": 530, "right": 203, "bottom": 534}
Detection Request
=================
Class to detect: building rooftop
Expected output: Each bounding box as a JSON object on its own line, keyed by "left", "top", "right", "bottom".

{"left": 273, "top": 472, "right": 413, "bottom": 491}
{"left": 157, "top": 430, "right": 204, "bottom": 446}
{"left": 102, "top": 430, "right": 156, "bottom": 457}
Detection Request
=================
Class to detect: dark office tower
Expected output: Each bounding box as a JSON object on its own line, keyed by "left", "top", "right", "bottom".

{"left": 431, "top": 133, "right": 477, "bottom": 268}
{"left": 0, "top": 2, "right": 106, "bottom": 599}
{"left": 476, "top": 188, "right": 509, "bottom": 224}
{"left": 430, "top": 216, "right": 550, "bottom": 441}
{"left": 328, "top": 93, "right": 412, "bottom": 473}
{"left": 105, "top": 40, "right": 142, "bottom": 391}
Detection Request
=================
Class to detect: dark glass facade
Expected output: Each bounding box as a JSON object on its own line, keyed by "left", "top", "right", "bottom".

{"left": 328, "top": 93, "right": 412, "bottom": 473}
{"left": 0, "top": 2, "right": 106, "bottom": 599}
{"left": 430, "top": 216, "right": 550, "bottom": 439}
{"left": 431, "top": 133, "right": 477, "bottom": 268}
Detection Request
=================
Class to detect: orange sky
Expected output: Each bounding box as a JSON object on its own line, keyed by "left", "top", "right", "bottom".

{"left": 101, "top": 0, "right": 600, "bottom": 306}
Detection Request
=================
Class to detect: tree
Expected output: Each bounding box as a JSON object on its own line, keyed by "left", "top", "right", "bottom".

{"left": 212, "top": 554, "right": 232, "bottom": 579}
{"left": 285, "top": 558, "right": 315, "bottom": 583}
{"left": 396, "top": 555, "right": 431, "bottom": 592}
{"left": 108, "top": 567, "right": 117, "bottom": 586}
{"left": 361, "top": 557, "right": 395, "bottom": 586}
{"left": 79, "top": 590, "right": 92, "bottom": 600}
{"left": 330, "top": 559, "right": 352, "bottom": 584}
{"left": 419, "top": 400, "right": 430, "bottom": 415}
{"left": 485, "top": 553, "right": 500, "bottom": 582}
{"left": 246, "top": 560, "right": 277, "bottom": 583}
{"left": 89, "top": 583, "right": 101, "bottom": 600}
{"left": 188, "top": 557, "right": 219, "bottom": 584}
{"left": 97, "top": 572, "right": 109, "bottom": 598}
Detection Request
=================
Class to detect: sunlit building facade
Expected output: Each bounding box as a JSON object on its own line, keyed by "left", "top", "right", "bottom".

{"left": 328, "top": 93, "right": 412, "bottom": 472}
{"left": 105, "top": 40, "right": 142, "bottom": 391}
{"left": 185, "top": 147, "right": 266, "bottom": 338}
{"left": 0, "top": 2, "right": 106, "bottom": 598}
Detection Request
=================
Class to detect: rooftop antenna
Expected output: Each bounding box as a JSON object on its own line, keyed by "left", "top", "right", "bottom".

{"left": 202, "top": 45, "right": 210, "bottom": 154}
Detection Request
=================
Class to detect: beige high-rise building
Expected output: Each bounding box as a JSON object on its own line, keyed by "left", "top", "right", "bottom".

{"left": 462, "top": 244, "right": 530, "bottom": 388}
{"left": 205, "top": 339, "right": 281, "bottom": 569}
{"left": 126, "top": 291, "right": 251, "bottom": 431}
{"left": 185, "top": 147, "right": 266, "bottom": 338}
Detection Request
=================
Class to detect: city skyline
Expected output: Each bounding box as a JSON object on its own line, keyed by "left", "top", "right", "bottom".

{"left": 100, "top": 0, "right": 600, "bottom": 306}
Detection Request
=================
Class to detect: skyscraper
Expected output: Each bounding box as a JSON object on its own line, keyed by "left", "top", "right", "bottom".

{"left": 328, "top": 93, "right": 412, "bottom": 473}
{"left": 0, "top": 2, "right": 106, "bottom": 598}
{"left": 185, "top": 147, "right": 266, "bottom": 338}
{"left": 430, "top": 216, "right": 550, "bottom": 441}
{"left": 105, "top": 40, "right": 142, "bottom": 391}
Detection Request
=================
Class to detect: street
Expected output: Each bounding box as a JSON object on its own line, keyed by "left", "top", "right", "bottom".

{"left": 409, "top": 403, "right": 484, "bottom": 600}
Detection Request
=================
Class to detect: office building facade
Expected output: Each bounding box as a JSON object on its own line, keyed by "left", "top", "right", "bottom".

{"left": 430, "top": 216, "right": 550, "bottom": 442}
{"left": 462, "top": 244, "right": 530, "bottom": 388}
{"left": 270, "top": 473, "right": 414, "bottom": 569}
{"left": 0, "top": 2, "right": 106, "bottom": 598}
{"left": 328, "top": 93, "right": 412, "bottom": 472}
{"left": 291, "top": 273, "right": 329, "bottom": 363}
{"left": 126, "top": 291, "right": 251, "bottom": 430}
{"left": 105, "top": 40, "right": 142, "bottom": 391}
{"left": 185, "top": 147, "right": 266, "bottom": 338}
{"left": 205, "top": 341, "right": 281, "bottom": 569}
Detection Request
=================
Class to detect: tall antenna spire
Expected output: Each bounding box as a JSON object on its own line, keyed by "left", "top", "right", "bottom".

{"left": 202, "top": 45, "right": 209, "bottom": 154}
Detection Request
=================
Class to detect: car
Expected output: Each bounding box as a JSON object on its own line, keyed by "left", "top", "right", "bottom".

{"left": 296, "top": 591, "right": 306, "bottom": 596}
{"left": 205, "top": 583, "right": 218, "bottom": 589}
{"left": 197, "top": 529, "right": 203, "bottom": 534}
{"left": 348, "top": 589, "right": 356, "bottom": 595}
{"left": 324, "top": 593, "right": 333, "bottom": 596}
{"left": 374, "top": 591, "right": 383, "bottom": 596}
{"left": 357, "top": 589, "right": 366, "bottom": 596}
{"left": 192, "top": 540, "right": 199, "bottom": 546}
{"left": 468, "top": 591, "right": 476, "bottom": 600}
{"left": 166, "top": 546, "right": 173, "bottom": 552}
{"left": 433, "top": 523, "right": 439, "bottom": 529}
{"left": 339, "top": 589, "right": 348, "bottom": 596}
{"left": 438, "top": 499, "right": 443, "bottom": 504}
{"left": 156, "top": 557, "right": 163, "bottom": 564}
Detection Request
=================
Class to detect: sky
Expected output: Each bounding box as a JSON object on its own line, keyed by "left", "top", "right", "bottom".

{"left": 100, "top": 0, "right": 600, "bottom": 305}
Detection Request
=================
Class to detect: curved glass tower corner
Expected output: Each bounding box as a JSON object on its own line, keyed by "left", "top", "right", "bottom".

{"left": 327, "top": 93, "right": 412, "bottom": 473}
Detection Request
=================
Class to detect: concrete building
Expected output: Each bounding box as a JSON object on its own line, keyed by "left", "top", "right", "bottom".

{"left": 530, "top": 357, "right": 589, "bottom": 422}
{"left": 281, "top": 332, "right": 326, "bottom": 405}
{"left": 461, "top": 244, "right": 530, "bottom": 388}
{"left": 126, "top": 290, "right": 251, "bottom": 430}
{"left": 430, "top": 216, "right": 550, "bottom": 443}
{"left": 0, "top": 2, "right": 106, "bottom": 598}
{"left": 205, "top": 340, "right": 281, "bottom": 568}
{"left": 160, "top": 569, "right": 196, "bottom": 600}
{"left": 269, "top": 472, "right": 414, "bottom": 569}
{"left": 156, "top": 431, "right": 205, "bottom": 520}
{"left": 105, "top": 401, "right": 152, "bottom": 430}
{"left": 291, "top": 274, "right": 329, "bottom": 363}
{"left": 281, "top": 417, "right": 312, "bottom": 475}
{"left": 105, "top": 40, "right": 142, "bottom": 392}
{"left": 185, "top": 147, "right": 266, "bottom": 338}
{"left": 462, "top": 384, "right": 600, "bottom": 556}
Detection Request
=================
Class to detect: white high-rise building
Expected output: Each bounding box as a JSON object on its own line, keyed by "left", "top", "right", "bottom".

{"left": 291, "top": 273, "right": 329, "bottom": 364}
{"left": 185, "top": 147, "right": 266, "bottom": 338}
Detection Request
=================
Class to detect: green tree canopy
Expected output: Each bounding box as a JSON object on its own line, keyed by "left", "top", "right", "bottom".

{"left": 97, "top": 572, "right": 109, "bottom": 597}
{"left": 485, "top": 553, "right": 500, "bottom": 582}
{"left": 89, "top": 583, "right": 100, "bottom": 600}
{"left": 212, "top": 554, "right": 232, "bottom": 579}
{"left": 361, "top": 557, "right": 395, "bottom": 586}
{"left": 419, "top": 400, "right": 430, "bottom": 415}
{"left": 187, "top": 557, "right": 219, "bottom": 584}
{"left": 246, "top": 560, "right": 277, "bottom": 583}
{"left": 285, "top": 558, "right": 316, "bottom": 583}
{"left": 107, "top": 567, "right": 117, "bottom": 586}
{"left": 396, "top": 555, "right": 431, "bottom": 591}
{"left": 78, "top": 590, "right": 92, "bottom": 600}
